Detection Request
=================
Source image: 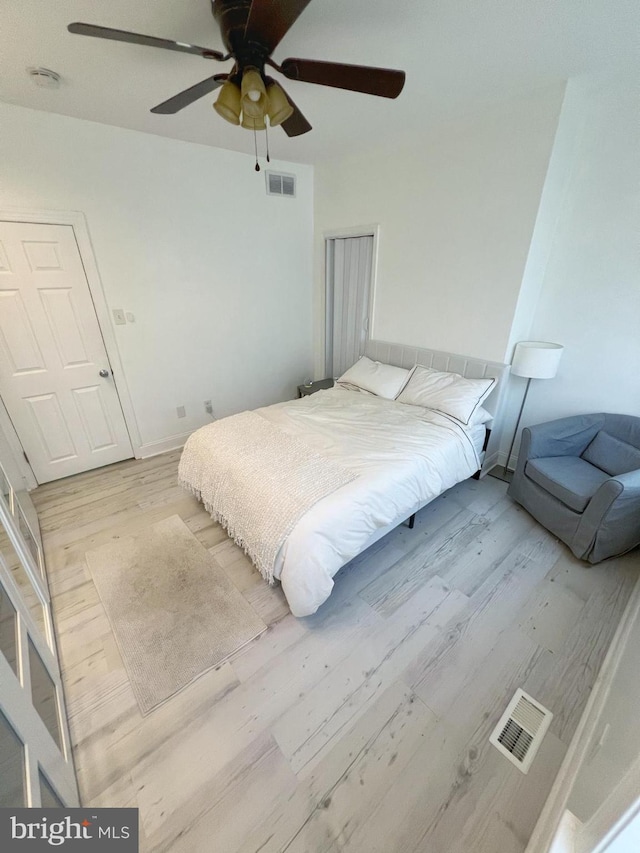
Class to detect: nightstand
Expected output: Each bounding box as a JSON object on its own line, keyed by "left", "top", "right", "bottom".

{"left": 298, "top": 378, "right": 335, "bottom": 397}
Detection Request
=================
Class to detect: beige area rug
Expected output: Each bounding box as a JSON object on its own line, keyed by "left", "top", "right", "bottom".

{"left": 85, "top": 515, "right": 267, "bottom": 715}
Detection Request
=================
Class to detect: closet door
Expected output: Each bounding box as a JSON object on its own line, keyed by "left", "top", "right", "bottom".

{"left": 325, "top": 234, "right": 374, "bottom": 378}
{"left": 0, "top": 474, "right": 78, "bottom": 807}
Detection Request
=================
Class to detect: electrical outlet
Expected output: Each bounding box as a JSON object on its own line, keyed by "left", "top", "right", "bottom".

{"left": 204, "top": 400, "right": 213, "bottom": 415}
{"left": 112, "top": 308, "right": 126, "bottom": 325}
{"left": 176, "top": 406, "right": 186, "bottom": 418}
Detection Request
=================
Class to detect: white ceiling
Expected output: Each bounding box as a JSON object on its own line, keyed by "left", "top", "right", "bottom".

{"left": 2, "top": 0, "right": 638, "bottom": 165}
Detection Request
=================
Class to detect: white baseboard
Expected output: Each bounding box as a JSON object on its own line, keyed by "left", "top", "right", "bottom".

{"left": 135, "top": 431, "right": 193, "bottom": 459}
{"left": 485, "top": 449, "right": 518, "bottom": 471}
{"left": 549, "top": 810, "right": 581, "bottom": 853}
{"left": 481, "top": 450, "right": 501, "bottom": 476}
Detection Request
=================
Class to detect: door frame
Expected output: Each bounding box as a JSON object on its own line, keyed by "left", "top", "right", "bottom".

{"left": 0, "top": 208, "right": 142, "bottom": 483}
{"left": 322, "top": 224, "right": 380, "bottom": 378}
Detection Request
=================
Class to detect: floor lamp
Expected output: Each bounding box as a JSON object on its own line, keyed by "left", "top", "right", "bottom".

{"left": 505, "top": 341, "right": 564, "bottom": 476}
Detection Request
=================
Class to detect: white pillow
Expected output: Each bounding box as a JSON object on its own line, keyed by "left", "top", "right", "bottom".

{"left": 396, "top": 365, "right": 495, "bottom": 424}
{"left": 337, "top": 356, "right": 411, "bottom": 400}
{"left": 470, "top": 405, "right": 493, "bottom": 426}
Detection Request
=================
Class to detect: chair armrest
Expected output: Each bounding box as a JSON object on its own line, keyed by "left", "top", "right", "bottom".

{"left": 614, "top": 469, "right": 640, "bottom": 492}
{"left": 521, "top": 414, "right": 603, "bottom": 461}
{"left": 574, "top": 470, "right": 640, "bottom": 560}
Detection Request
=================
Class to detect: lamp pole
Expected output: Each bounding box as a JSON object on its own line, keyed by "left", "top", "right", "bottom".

{"left": 505, "top": 377, "right": 532, "bottom": 476}
{"left": 503, "top": 340, "right": 564, "bottom": 479}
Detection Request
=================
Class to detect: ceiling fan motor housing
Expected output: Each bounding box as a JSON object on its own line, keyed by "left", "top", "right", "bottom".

{"left": 212, "top": 0, "right": 269, "bottom": 72}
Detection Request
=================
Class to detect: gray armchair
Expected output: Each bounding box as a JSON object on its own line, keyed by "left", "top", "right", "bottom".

{"left": 508, "top": 413, "right": 640, "bottom": 563}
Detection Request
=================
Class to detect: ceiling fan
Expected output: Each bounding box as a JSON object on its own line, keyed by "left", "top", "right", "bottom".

{"left": 67, "top": 0, "right": 406, "bottom": 138}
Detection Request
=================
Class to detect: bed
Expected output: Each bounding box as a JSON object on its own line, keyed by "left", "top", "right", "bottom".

{"left": 179, "top": 340, "right": 508, "bottom": 617}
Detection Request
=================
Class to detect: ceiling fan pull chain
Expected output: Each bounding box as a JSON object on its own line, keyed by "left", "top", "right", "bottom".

{"left": 253, "top": 124, "right": 260, "bottom": 172}
{"left": 265, "top": 122, "right": 271, "bottom": 163}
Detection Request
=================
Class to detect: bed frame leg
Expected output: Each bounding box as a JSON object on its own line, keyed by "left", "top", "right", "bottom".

{"left": 406, "top": 513, "right": 416, "bottom": 529}
{"left": 472, "top": 470, "right": 481, "bottom": 480}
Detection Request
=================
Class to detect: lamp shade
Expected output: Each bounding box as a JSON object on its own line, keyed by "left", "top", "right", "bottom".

{"left": 511, "top": 341, "right": 564, "bottom": 379}
{"left": 241, "top": 67, "right": 268, "bottom": 119}
{"left": 267, "top": 81, "right": 294, "bottom": 126}
{"left": 213, "top": 80, "right": 241, "bottom": 125}
{"left": 241, "top": 112, "right": 266, "bottom": 130}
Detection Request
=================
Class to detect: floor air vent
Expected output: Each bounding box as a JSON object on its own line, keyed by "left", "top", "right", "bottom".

{"left": 266, "top": 171, "right": 296, "bottom": 197}
{"left": 490, "top": 688, "right": 552, "bottom": 774}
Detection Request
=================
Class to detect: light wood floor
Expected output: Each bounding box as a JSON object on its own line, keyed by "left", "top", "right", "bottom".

{"left": 32, "top": 452, "right": 639, "bottom": 853}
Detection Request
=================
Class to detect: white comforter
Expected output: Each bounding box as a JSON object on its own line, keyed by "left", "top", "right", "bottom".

{"left": 252, "top": 387, "right": 479, "bottom": 616}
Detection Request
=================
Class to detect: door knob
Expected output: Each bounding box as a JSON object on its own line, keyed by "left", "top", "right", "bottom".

{"left": 99, "top": 369, "right": 110, "bottom": 378}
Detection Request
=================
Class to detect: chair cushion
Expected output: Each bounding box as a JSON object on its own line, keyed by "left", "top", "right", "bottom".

{"left": 581, "top": 430, "right": 640, "bottom": 476}
{"left": 525, "top": 456, "right": 610, "bottom": 513}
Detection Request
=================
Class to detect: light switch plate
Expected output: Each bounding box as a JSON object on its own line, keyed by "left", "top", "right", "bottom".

{"left": 112, "top": 308, "right": 126, "bottom": 325}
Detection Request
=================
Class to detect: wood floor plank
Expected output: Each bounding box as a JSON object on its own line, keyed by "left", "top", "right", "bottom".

{"left": 74, "top": 662, "right": 239, "bottom": 802}
{"left": 424, "top": 733, "right": 567, "bottom": 853}
{"left": 523, "top": 556, "right": 639, "bottom": 745}
{"left": 406, "top": 530, "right": 564, "bottom": 702}
{"left": 273, "top": 577, "right": 467, "bottom": 777}
{"left": 239, "top": 682, "right": 436, "bottom": 853}
{"left": 345, "top": 663, "right": 565, "bottom": 853}
{"left": 359, "top": 506, "right": 482, "bottom": 615}
{"left": 230, "top": 613, "right": 309, "bottom": 682}
{"left": 243, "top": 578, "right": 291, "bottom": 626}
{"left": 146, "top": 733, "right": 298, "bottom": 853}
{"left": 518, "top": 579, "right": 585, "bottom": 654}
{"left": 441, "top": 500, "right": 537, "bottom": 596}
{"left": 448, "top": 473, "right": 511, "bottom": 515}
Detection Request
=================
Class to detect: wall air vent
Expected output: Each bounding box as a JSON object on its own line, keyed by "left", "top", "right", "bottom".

{"left": 266, "top": 171, "right": 296, "bottom": 198}
{"left": 490, "top": 688, "right": 553, "bottom": 774}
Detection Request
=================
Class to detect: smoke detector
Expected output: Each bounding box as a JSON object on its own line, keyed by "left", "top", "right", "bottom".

{"left": 27, "top": 68, "right": 61, "bottom": 89}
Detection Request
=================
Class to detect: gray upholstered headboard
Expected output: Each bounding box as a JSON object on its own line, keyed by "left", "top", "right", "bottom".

{"left": 364, "top": 339, "right": 509, "bottom": 473}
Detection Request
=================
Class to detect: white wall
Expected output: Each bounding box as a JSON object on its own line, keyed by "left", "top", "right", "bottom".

{"left": 511, "top": 77, "right": 640, "bottom": 440}
{"left": 314, "top": 85, "right": 565, "bottom": 374}
{"left": 505, "top": 84, "right": 587, "bottom": 356}
{"left": 0, "top": 103, "right": 314, "bottom": 454}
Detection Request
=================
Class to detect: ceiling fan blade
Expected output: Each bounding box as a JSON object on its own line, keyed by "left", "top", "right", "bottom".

{"left": 280, "top": 58, "right": 406, "bottom": 98}
{"left": 243, "top": 0, "right": 313, "bottom": 53}
{"left": 150, "top": 74, "right": 228, "bottom": 114}
{"left": 280, "top": 95, "right": 312, "bottom": 137}
{"left": 68, "top": 22, "right": 225, "bottom": 61}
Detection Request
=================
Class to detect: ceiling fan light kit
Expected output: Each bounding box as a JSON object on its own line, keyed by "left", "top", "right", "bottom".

{"left": 214, "top": 75, "right": 293, "bottom": 129}
{"left": 67, "top": 0, "right": 406, "bottom": 163}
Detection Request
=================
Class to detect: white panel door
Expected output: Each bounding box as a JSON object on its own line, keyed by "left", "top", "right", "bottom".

{"left": 0, "top": 221, "right": 132, "bottom": 483}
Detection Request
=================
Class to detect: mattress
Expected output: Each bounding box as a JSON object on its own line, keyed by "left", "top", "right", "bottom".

{"left": 181, "top": 386, "right": 483, "bottom": 616}
{"left": 469, "top": 422, "right": 488, "bottom": 457}
{"left": 257, "top": 387, "right": 480, "bottom": 615}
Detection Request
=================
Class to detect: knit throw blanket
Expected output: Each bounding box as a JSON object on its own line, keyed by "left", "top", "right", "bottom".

{"left": 178, "top": 411, "right": 357, "bottom": 583}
